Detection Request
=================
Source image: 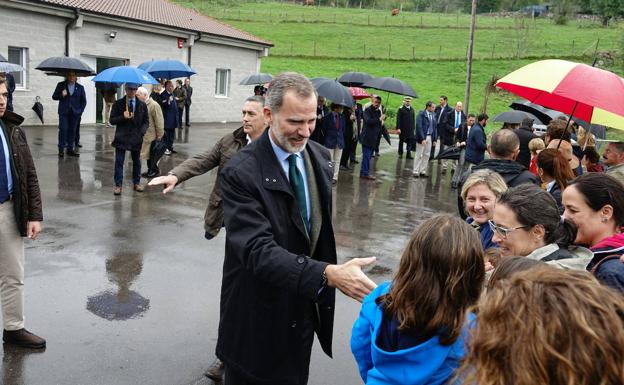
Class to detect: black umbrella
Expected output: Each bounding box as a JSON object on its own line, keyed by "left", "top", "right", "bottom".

{"left": 436, "top": 145, "right": 461, "bottom": 160}
{"left": 239, "top": 73, "right": 273, "bottom": 85}
{"left": 337, "top": 72, "right": 374, "bottom": 87}
{"left": 35, "top": 56, "right": 94, "bottom": 77}
{"left": 310, "top": 77, "right": 354, "bottom": 108}
{"left": 86, "top": 290, "right": 150, "bottom": 321}
{"left": 381, "top": 126, "right": 391, "bottom": 146}
{"left": 362, "top": 77, "right": 418, "bottom": 98}
{"left": 510, "top": 99, "right": 593, "bottom": 129}
{"left": 493, "top": 110, "right": 540, "bottom": 124}
{"left": 31, "top": 96, "right": 44, "bottom": 124}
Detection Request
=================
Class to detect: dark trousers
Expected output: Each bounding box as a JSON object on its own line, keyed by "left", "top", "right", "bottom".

{"left": 360, "top": 145, "right": 374, "bottom": 176}
{"left": 398, "top": 138, "right": 414, "bottom": 155}
{"left": 58, "top": 112, "right": 80, "bottom": 151}
{"left": 146, "top": 158, "right": 159, "bottom": 175}
{"left": 75, "top": 116, "right": 81, "bottom": 146}
{"left": 177, "top": 107, "right": 184, "bottom": 129}
{"left": 340, "top": 136, "right": 357, "bottom": 167}
{"left": 184, "top": 104, "right": 191, "bottom": 126}
{"left": 114, "top": 148, "right": 141, "bottom": 186}
{"left": 164, "top": 127, "right": 176, "bottom": 151}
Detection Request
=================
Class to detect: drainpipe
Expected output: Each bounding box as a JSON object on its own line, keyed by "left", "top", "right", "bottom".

{"left": 65, "top": 9, "right": 81, "bottom": 56}
{"left": 188, "top": 32, "right": 202, "bottom": 66}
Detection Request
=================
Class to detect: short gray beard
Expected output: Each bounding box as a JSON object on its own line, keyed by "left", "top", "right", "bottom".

{"left": 271, "top": 120, "right": 307, "bottom": 154}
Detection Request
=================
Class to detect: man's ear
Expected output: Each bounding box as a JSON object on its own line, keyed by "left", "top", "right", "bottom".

{"left": 263, "top": 106, "right": 273, "bottom": 126}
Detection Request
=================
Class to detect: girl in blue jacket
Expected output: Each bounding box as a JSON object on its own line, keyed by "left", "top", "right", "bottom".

{"left": 351, "top": 214, "right": 485, "bottom": 385}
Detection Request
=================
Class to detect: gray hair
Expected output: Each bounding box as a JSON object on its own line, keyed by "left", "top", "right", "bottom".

{"left": 136, "top": 87, "right": 149, "bottom": 98}
{"left": 265, "top": 72, "right": 316, "bottom": 113}
{"left": 245, "top": 95, "right": 265, "bottom": 106}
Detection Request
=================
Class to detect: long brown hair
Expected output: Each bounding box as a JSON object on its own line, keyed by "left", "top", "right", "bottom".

{"left": 458, "top": 266, "right": 624, "bottom": 385}
{"left": 537, "top": 148, "right": 574, "bottom": 191}
{"left": 377, "top": 215, "right": 485, "bottom": 345}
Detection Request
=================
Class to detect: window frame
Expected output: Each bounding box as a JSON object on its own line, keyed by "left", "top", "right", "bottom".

{"left": 7, "top": 46, "right": 28, "bottom": 90}
{"left": 215, "top": 68, "right": 231, "bottom": 98}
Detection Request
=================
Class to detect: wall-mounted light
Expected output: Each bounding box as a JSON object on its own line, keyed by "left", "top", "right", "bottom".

{"left": 107, "top": 31, "right": 117, "bottom": 42}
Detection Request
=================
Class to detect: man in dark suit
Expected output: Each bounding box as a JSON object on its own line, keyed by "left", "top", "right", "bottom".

{"left": 109, "top": 83, "right": 149, "bottom": 195}
{"left": 218, "top": 73, "right": 376, "bottom": 385}
{"left": 183, "top": 78, "right": 193, "bottom": 127}
{"left": 451, "top": 113, "right": 474, "bottom": 188}
{"left": 396, "top": 96, "right": 415, "bottom": 159}
{"left": 413, "top": 101, "right": 437, "bottom": 177}
{"left": 161, "top": 80, "right": 178, "bottom": 155}
{"left": 360, "top": 95, "right": 384, "bottom": 180}
{"left": 464, "top": 113, "right": 488, "bottom": 169}
{"left": 514, "top": 117, "right": 537, "bottom": 169}
{"left": 52, "top": 71, "right": 86, "bottom": 157}
{"left": 310, "top": 96, "right": 329, "bottom": 144}
{"left": 434, "top": 95, "right": 452, "bottom": 164}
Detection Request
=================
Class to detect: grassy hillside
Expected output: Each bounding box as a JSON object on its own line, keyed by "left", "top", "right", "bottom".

{"left": 176, "top": 1, "right": 624, "bottom": 138}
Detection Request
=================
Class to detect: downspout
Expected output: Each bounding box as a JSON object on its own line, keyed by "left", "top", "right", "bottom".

{"left": 188, "top": 32, "right": 202, "bottom": 66}
{"left": 64, "top": 9, "right": 80, "bottom": 56}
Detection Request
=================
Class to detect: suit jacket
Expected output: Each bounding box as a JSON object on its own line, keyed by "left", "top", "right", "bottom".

{"left": 160, "top": 91, "right": 178, "bottom": 129}
{"left": 416, "top": 109, "right": 438, "bottom": 142}
{"left": 170, "top": 126, "right": 248, "bottom": 238}
{"left": 311, "top": 104, "right": 330, "bottom": 144}
{"left": 52, "top": 81, "right": 87, "bottom": 115}
{"left": 322, "top": 112, "right": 345, "bottom": 149}
{"left": 465, "top": 123, "right": 488, "bottom": 164}
{"left": 396, "top": 105, "right": 416, "bottom": 140}
{"left": 435, "top": 104, "right": 453, "bottom": 144}
{"left": 109, "top": 97, "right": 149, "bottom": 151}
{"left": 217, "top": 129, "right": 336, "bottom": 383}
{"left": 448, "top": 110, "right": 467, "bottom": 143}
{"left": 183, "top": 85, "right": 193, "bottom": 105}
{"left": 360, "top": 105, "right": 382, "bottom": 148}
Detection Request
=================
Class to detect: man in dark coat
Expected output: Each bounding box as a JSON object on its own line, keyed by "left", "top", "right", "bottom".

{"left": 339, "top": 106, "right": 357, "bottom": 170}
{"left": 161, "top": 80, "right": 178, "bottom": 154}
{"left": 464, "top": 113, "right": 488, "bottom": 168}
{"left": 0, "top": 78, "right": 46, "bottom": 349}
{"left": 451, "top": 113, "right": 474, "bottom": 188}
{"left": 513, "top": 117, "right": 538, "bottom": 169}
{"left": 360, "top": 95, "right": 384, "bottom": 180}
{"left": 52, "top": 71, "right": 86, "bottom": 157}
{"left": 434, "top": 95, "right": 452, "bottom": 164}
{"left": 109, "top": 83, "right": 149, "bottom": 195}
{"left": 183, "top": 78, "right": 193, "bottom": 127}
{"left": 310, "top": 96, "right": 329, "bottom": 144}
{"left": 218, "top": 73, "right": 376, "bottom": 385}
{"left": 412, "top": 101, "right": 438, "bottom": 177}
{"left": 396, "top": 96, "right": 415, "bottom": 159}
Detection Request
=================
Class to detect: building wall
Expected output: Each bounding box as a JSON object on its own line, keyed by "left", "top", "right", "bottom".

{"left": 1, "top": 5, "right": 264, "bottom": 125}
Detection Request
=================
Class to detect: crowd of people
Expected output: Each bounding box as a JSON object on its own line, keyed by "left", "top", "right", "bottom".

{"left": 1, "top": 70, "right": 624, "bottom": 385}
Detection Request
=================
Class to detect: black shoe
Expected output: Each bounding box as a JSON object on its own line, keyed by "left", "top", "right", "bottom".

{"left": 76, "top": 143, "right": 83, "bottom": 148}
{"left": 351, "top": 160, "right": 359, "bottom": 164}
{"left": 406, "top": 152, "right": 413, "bottom": 159}
{"left": 339, "top": 165, "right": 350, "bottom": 171}
{"left": 58, "top": 150, "right": 64, "bottom": 158}
{"left": 146, "top": 171, "right": 159, "bottom": 178}
{"left": 398, "top": 153, "right": 403, "bottom": 158}
{"left": 170, "top": 149, "right": 178, "bottom": 154}
{"left": 204, "top": 358, "right": 225, "bottom": 381}
{"left": 3, "top": 329, "right": 46, "bottom": 349}
{"left": 66, "top": 150, "right": 80, "bottom": 157}
{"left": 185, "top": 124, "right": 191, "bottom": 128}
{"left": 141, "top": 172, "right": 149, "bottom": 178}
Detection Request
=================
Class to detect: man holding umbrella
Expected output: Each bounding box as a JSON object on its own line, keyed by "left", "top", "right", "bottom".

{"left": 52, "top": 70, "right": 86, "bottom": 157}
{"left": 396, "top": 96, "right": 415, "bottom": 159}
{"left": 360, "top": 95, "right": 384, "bottom": 180}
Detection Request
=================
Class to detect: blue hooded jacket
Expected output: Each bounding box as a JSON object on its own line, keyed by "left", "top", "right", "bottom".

{"left": 351, "top": 282, "right": 473, "bottom": 385}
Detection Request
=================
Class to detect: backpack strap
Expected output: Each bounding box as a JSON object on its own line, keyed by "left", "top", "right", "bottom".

{"left": 590, "top": 254, "right": 623, "bottom": 276}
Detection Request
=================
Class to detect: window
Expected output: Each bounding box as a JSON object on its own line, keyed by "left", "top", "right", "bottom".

{"left": 215, "top": 69, "right": 230, "bottom": 97}
{"left": 8, "top": 47, "right": 28, "bottom": 89}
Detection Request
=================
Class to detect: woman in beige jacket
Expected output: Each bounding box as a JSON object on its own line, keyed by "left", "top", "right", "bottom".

{"left": 137, "top": 87, "right": 164, "bottom": 177}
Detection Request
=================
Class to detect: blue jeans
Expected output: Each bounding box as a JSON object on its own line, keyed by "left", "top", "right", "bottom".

{"left": 164, "top": 127, "right": 176, "bottom": 151}
{"left": 58, "top": 113, "right": 80, "bottom": 150}
{"left": 360, "top": 145, "right": 374, "bottom": 176}
{"left": 114, "top": 148, "right": 141, "bottom": 186}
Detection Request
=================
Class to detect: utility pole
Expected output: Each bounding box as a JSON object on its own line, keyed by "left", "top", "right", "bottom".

{"left": 464, "top": 0, "right": 477, "bottom": 114}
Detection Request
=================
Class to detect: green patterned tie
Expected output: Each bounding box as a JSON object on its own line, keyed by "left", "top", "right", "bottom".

{"left": 288, "top": 154, "right": 309, "bottom": 232}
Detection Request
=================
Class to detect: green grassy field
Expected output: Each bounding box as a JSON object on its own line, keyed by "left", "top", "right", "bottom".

{"left": 176, "top": 1, "right": 624, "bottom": 138}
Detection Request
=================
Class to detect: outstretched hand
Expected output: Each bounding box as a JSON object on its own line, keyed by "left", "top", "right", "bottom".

{"left": 148, "top": 175, "right": 179, "bottom": 194}
{"left": 325, "top": 257, "right": 377, "bottom": 302}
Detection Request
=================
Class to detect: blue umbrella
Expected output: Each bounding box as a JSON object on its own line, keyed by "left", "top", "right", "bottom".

{"left": 92, "top": 66, "right": 158, "bottom": 85}
{"left": 138, "top": 59, "right": 196, "bottom": 79}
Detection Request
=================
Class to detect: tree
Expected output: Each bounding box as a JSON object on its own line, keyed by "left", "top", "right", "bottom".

{"left": 552, "top": 0, "right": 576, "bottom": 24}
{"left": 589, "top": 0, "right": 624, "bottom": 25}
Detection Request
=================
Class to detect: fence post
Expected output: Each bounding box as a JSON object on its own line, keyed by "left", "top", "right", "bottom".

{"left": 517, "top": 41, "right": 520, "bottom": 58}
{"left": 238, "top": 10, "right": 241, "bottom": 19}
{"left": 368, "top": 14, "right": 370, "bottom": 25}
{"left": 420, "top": 15, "right": 423, "bottom": 27}
{"left": 313, "top": 40, "right": 316, "bottom": 56}
{"left": 412, "top": 45, "right": 415, "bottom": 60}
{"left": 492, "top": 43, "right": 495, "bottom": 58}
{"left": 363, "top": 44, "right": 366, "bottom": 57}
{"left": 438, "top": 45, "right": 442, "bottom": 59}
{"left": 545, "top": 42, "right": 548, "bottom": 55}
{"left": 290, "top": 42, "right": 293, "bottom": 55}
{"left": 388, "top": 43, "right": 391, "bottom": 59}
{"left": 572, "top": 40, "right": 575, "bottom": 53}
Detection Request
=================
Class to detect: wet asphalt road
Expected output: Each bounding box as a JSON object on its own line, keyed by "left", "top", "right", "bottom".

{"left": 5, "top": 123, "right": 456, "bottom": 385}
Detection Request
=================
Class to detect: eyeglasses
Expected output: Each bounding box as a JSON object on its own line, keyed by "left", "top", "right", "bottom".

{"left": 488, "top": 220, "right": 528, "bottom": 239}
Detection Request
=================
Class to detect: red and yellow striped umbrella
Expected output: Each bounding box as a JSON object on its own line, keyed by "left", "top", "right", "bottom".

{"left": 496, "top": 59, "right": 624, "bottom": 129}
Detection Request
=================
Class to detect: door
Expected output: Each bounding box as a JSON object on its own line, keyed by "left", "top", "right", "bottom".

{"left": 80, "top": 55, "right": 97, "bottom": 124}
{"left": 95, "top": 58, "right": 125, "bottom": 123}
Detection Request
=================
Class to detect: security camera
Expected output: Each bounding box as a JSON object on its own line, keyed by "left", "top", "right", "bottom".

{"left": 108, "top": 31, "right": 117, "bottom": 39}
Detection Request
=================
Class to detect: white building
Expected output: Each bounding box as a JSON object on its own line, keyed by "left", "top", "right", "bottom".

{"left": 0, "top": 0, "right": 272, "bottom": 125}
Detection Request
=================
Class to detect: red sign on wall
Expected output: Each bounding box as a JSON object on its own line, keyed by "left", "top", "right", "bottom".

{"left": 177, "top": 38, "right": 184, "bottom": 49}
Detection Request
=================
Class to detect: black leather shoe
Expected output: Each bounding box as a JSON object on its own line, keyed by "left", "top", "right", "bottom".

{"left": 3, "top": 329, "right": 46, "bottom": 349}
{"left": 66, "top": 150, "right": 80, "bottom": 157}
{"left": 146, "top": 171, "right": 159, "bottom": 178}
{"left": 141, "top": 172, "right": 149, "bottom": 178}
{"left": 75, "top": 143, "right": 83, "bottom": 148}
{"left": 58, "top": 150, "right": 64, "bottom": 158}
{"left": 204, "top": 358, "right": 225, "bottom": 381}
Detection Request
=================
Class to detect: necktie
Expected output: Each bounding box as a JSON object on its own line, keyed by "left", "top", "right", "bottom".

{"left": 129, "top": 99, "right": 134, "bottom": 113}
{"left": 335, "top": 113, "right": 340, "bottom": 129}
{"left": 288, "top": 154, "right": 309, "bottom": 232}
{"left": 0, "top": 129, "right": 10, "bottom": 204}
{"left": 437, "top": 108, "right": 442, "bottom": 123}
{"left": 455, "top": 112, "right": 460, "bottom": 128}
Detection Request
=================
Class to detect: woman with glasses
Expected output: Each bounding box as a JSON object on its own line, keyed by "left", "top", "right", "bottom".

{"left": 562, "top": 173, "right": 624, "bottom": 293}
{"left": 461, "top": 170, "right": 508, "bottom": 251}
{"left": 491, "top": 184, "right": 591, "bottom": 264}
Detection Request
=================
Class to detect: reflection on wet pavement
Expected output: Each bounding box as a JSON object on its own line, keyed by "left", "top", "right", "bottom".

{"left": 11, "top": 123, "right": 457, "bottom": 385}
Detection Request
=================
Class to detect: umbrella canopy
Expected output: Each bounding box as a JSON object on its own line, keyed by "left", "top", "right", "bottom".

{"left": 137, "top": 59, "right": 196, "bottom": 79}
{"left": 496, "top": 59, "right": 624, "bottom": 129}
{"left": 87, "top": 290, "right": 150, "bottom": 321}
{"left": 239, "top": 73, "right": 273, "bottom": 86}
{"left": 436, "top": 145, "right": 461, "bottom": 160}
{"left": 92, "top": 66, "right": 159, "bottom": 85}
{"left": 35, "top": 56, "right": 94, "bottom": 76}
{"left": 510, "top": 99, "right": 594, "bottom": 129}
{"left": 310, "top": 77, "right": 354, "bottom": 108}
{"left": 362, "top": 77, "right": 418, "bottom": 98}
{"left": 349, "top": 87, "right": 370, "bottom": 100}
{"left": 493, "top": 110, "right": 540, "bottom": 124}
{"left": 0, "top": 62, "right": 24, "bottom": 73}
{"left": 338, "top": 72, "right": 374, "bottom": 87}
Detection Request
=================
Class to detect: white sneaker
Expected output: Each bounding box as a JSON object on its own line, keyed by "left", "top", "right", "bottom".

{"left": 164, "top": 150, "right": 172, "bottom": 155}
